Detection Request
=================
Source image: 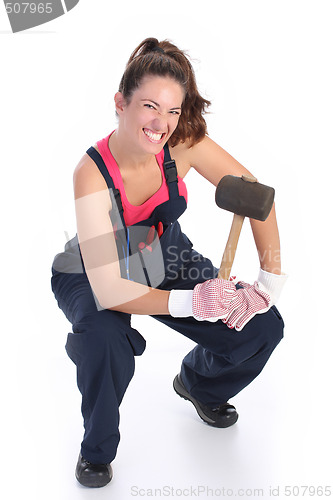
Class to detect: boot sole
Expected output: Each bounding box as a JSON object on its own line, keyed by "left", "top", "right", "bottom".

{"left": 75, "top": 472, "right": 112, "bottom": 488}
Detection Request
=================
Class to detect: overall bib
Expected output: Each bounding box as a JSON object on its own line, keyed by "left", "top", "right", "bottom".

{"left": 51, "top": 143, "right": 284, "bottom": 465}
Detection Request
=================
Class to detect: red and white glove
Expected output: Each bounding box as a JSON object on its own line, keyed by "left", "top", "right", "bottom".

{"left": 256, "top": 268, "right": 288, "bottom": 305}
{"left": 224, "top": 269, "right": 288, "bottom": 330}
{"left": 219, "top": 280, "right": 272, "bottom": 331}
{"left": 168, "top": 269, "right": 287, "bottom": 331}
{"left": 192, "top": 279, "right": 237, "bottom": 321}
{"left": 168, "top": 279, "right": 236, "bottom": 322}
{"left": 191, "top": 278, "right": 272, "bottom": 331}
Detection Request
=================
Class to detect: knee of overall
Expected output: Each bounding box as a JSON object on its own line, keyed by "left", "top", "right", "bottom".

{"left": 223, "top": 306, "right": 284, "bottom": 367}
{"left": 251, "top": 305, "right": 284, "bottom": 351}
{"left": 65, "top": 309, "right": 146, "bottom": 367}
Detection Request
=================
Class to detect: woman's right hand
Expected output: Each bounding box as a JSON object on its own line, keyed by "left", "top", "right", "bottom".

{"left": 192, "top": 278, "right": 237, "bottom": 321}
{"left": 168, "top": 278, "right": 236, "bottom": 322}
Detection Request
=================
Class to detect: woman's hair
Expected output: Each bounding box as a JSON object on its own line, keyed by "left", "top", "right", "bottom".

{"left": 118, "top": 37, "right": 211, "bottom": 147}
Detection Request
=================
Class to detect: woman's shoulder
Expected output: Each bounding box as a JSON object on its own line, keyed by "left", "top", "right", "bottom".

{"left": 169, "top": 138, "right": 193, "bottom": 177}
{"left": 170, "top": 135, "right": 212, "bottom": 177}
{"left": 73, "top": 145, "right": 107, "bottom": 199}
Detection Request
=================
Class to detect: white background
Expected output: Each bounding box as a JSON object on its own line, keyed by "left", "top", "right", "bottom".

{"left": 1, "top": 1, "right": 332, "bottom": 499}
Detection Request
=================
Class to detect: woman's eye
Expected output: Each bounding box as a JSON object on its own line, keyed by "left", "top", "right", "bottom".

{"left": 144, "top": 104, "right": 155, "bottom": 110}
{"left": 170, "top": 110, "right": 180, "bottom": 115}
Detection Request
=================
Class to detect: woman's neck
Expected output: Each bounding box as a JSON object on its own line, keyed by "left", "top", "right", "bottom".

{"left": 109, "top": 129, "right": 156, "bottom": 171}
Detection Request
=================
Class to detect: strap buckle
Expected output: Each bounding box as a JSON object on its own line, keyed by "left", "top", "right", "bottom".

{"left": 164, "top": 160, "right": 178, "bottom": 183}
{"left": 112, "top": 188, "right": 124, "bottom": 214}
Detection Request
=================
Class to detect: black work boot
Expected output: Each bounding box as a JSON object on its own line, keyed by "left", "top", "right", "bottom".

{"left": 75, "top": 453, "right": 113, "bottom": 488}
{"left": 173, "top": 374, "right": 238, "bottom": 428}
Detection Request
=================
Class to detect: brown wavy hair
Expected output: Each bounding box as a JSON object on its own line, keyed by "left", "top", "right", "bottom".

{"left": 118, "top": 37, "right": 211, "bottom": 147}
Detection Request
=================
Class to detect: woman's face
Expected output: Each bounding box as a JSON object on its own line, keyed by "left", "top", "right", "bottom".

{"left": 115, "top": 75, "right": 184, "bottom": 155}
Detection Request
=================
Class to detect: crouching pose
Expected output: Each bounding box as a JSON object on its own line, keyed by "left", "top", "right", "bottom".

{"left": 51, "top": 38, "right": 287, "bottom": 488}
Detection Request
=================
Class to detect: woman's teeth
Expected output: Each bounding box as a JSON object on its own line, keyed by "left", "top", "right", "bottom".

{"left": 143, "top": 129, "right": 164, "bottom": 142}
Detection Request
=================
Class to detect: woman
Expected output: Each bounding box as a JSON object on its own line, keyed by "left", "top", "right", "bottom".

{"left": 51, "top": 37, "right": 287, "bottom": 488}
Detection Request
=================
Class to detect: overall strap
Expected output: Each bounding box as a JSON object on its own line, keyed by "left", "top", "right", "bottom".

{"left": 163, "top": 143, "right": 180, "bottom": 198}
{"left": 86, "top": 146, "right": 124, "bottom": 219}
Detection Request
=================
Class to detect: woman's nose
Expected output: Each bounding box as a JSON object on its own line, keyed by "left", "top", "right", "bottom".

{"left": 151, "top": 114, "right": 168, "bottom": 132}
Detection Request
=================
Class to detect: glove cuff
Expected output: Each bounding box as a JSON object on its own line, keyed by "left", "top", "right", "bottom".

{"left": 257, "top": 268, "right": 288, "bottom": 304}
{"left": 168, "top": 289, "right": 193, "bottom": 318}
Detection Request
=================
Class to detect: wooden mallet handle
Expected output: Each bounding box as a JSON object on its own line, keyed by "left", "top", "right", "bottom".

{"left": 218, "top": 214, "right": 245, "bottom": 280}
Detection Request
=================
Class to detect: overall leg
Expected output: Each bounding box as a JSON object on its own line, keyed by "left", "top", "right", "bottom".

{"left": 51, "top": 270, "right": 146, "bottom": 464}
{"left": 154, "top": 249, "right": 284, "bottom": 407}
{"left": 157, "top": 307, "right": 283, "bottom": 406}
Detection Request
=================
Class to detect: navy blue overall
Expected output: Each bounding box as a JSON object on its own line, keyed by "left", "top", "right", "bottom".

{"left": 51, "top": 143, "right": 284, "bottom": 465}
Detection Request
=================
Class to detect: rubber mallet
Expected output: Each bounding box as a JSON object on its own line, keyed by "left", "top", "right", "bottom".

{"left": 215, "top": 175, "right": 275, "bottom": 280}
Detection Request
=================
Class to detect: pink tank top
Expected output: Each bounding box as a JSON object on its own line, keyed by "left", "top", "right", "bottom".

{"left": 96, "top": 132, "right": 188, "bottom": 226}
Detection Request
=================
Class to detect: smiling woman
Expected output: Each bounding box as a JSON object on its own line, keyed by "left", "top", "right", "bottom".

{"left": 51, "top": 37, "right": 286, "bottom": 489}
{"left": 140, "top": 89, "right": 182, "bottom": 144}
{"left": 118, "top": 38, "right": 211, "bottom": 147}
{"left": 112, "top": 76, "right": 185, "bottom": 157}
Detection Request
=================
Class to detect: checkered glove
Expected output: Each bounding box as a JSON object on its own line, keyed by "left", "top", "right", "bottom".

{"left": 220, "top": 280, "right": 272, "bottom": 331}
{"left": 218, "top": 269, "right": 288, "bottom": 330}
{"left": 192, "top": 279, "right": 237, "bottom": 321}
{"left": 169, "top": 278, "right": 240, "bottom": 325}
{"left": 169, "top": 278, "right": 271, "bottom": 330}
{"left": 168, "top": 269, "right": 287, "bottom": 331}
{"left": 168, "top": 278, "right": 236, "bottom": 321}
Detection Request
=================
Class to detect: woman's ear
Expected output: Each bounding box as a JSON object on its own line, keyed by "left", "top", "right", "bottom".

{"left": 114, "top": 92, "right": 127, "bottom": 115}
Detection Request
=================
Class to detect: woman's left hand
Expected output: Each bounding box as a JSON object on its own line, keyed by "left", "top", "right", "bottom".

{"left": 218, "top": 269, "right": 288, "bottom": 331}
{"left": 220, "top": 281, "right": 272, "bottom": 331}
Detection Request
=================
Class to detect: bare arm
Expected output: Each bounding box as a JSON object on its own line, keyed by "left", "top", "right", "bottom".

{"left": 73, "top": 154, "right": 170, "bottom": 314}
{"left": 178, "top": 136, "right": 282, "bottom": 275}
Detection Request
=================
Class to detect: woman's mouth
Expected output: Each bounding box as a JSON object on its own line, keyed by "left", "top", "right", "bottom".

{"left": 143, "top": 128, "right": 165, "bottom": 143}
